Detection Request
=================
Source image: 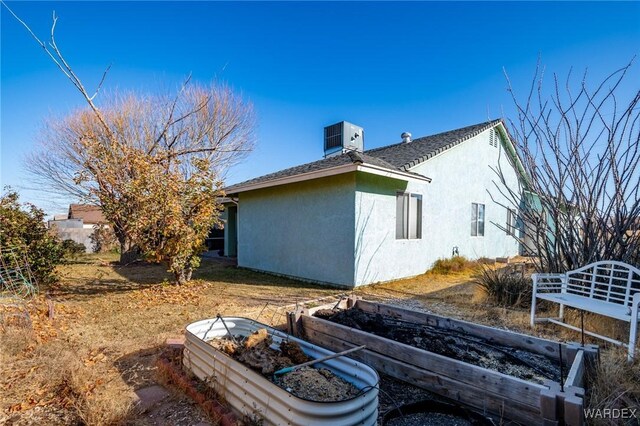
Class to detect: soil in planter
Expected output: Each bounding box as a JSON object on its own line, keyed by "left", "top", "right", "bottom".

{"left": 316, "top": 309, "right": 564, "bottom": 384}
{"left": 277, "top": 366, "right": 360, "bottom": 401}
{"left": 207, "top": 329, "right": 361, "bottom": 402}
{"left": 387, "top": 413, "right": 473, "bottom": 426}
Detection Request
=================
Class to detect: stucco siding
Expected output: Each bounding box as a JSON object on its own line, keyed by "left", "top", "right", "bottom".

{"left": 354, "top": 173, "right": 428, "bottom": 285}
{"left": 353, "top": 128, "right": 522, "bottom": 286}
{"left": 237, "top": 174, "right": 356, "bottom": 286}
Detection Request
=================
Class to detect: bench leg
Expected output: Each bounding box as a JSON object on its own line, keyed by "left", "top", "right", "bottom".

{"left": 530, "top": 276, "right": 538, "bottom": 328}
{"left": 629, "top": 294, "right": 640, "bottom": 362}
{"left": 559, "top": 304, "right": 565, "bottom": 322}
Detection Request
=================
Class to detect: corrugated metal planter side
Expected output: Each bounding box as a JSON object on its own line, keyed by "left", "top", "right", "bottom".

{"left": 184, "top": 317, "right": 379, "bottom": 426}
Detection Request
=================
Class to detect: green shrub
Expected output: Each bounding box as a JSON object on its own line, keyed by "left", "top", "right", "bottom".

{"left": 429, "top": 256, "right": 473, "bottom": 275}
{"left": 61, "top": 239, "right": 87, "bottom": 260}
{"left": 0, "top": 188, "right": 64, "bottom": 286}
{"left": 473, "top": 266, "right": 532, "bottom": 308}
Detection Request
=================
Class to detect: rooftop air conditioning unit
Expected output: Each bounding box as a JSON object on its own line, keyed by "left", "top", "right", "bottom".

{"left": 323, "top": 121, "right": 364, "bottom": 158}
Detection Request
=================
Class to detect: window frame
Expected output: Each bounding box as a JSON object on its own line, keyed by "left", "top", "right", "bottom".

{"left": 396, "top": 191, "right": 423, "bottom": 240}
{"left": 506, "top": 208, "right": 517, "bottom": 236}
{"left": 471, "top": 202, "right": 485, "bottom": 237}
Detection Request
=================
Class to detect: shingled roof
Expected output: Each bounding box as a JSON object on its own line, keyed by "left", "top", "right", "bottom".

{"left": 366, "top": 119, "right": 501, "bottom": 171}
{"left": 68, "top": 204, "right": 106, "bottom": 224}
{"left": 225, "top": 119, "right": 502, "bottom": 194}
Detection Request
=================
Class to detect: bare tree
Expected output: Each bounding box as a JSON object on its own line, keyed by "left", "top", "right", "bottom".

{"left": 28, "top": 86, "right": 255, "bottom": 264}
{"left": 4, "top": 2, "right": 256, "bottom": 278}
{"left": 491, "top": 61, "right": 640, "bottom": 272}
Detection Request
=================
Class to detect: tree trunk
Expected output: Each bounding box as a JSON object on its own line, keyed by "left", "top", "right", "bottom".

{"left": 174, "top": 269, "right": 186, "bottom": 285}
{"left": 112, "top": 223, "right": 140, "bottom": 264}
{"left": 172, "top": 264, "right": 193, "bottom": 285}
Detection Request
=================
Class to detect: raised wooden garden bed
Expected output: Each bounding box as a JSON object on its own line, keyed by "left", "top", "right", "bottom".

{"left": 288, "top": 298, "right": 598, "bottom": 426}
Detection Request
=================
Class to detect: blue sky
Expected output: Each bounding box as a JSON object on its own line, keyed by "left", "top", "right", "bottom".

{"left": 2, "top": 1, "right": 639, "bottom": 216}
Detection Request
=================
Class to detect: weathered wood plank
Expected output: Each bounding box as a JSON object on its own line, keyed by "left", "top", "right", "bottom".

{"left": 355, "top": 299, "right": 570, "bottom": 360}
{"left": 306, "top": 299, "right": 349, "bottom": 316}
{"left": 539, "top": 388, "right": 560, "bottom": 422}
{"left": 305, "top": 327, "right": 544, "bottom": 426}
{"left": 563, "top": 394, "right": 585, "bottom": 426}
{"left": 564, "top": 350, "right": 585, "bottom": 389}
{"left": 301, "top": 315, "right": 545, "bottom": 407}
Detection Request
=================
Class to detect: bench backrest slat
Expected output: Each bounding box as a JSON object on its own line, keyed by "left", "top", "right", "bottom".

{"left": 565, "top": 261, "right": 640, "bottom": 307}
{"left": 566, "top": 276, "right": 634, "bottom": 291}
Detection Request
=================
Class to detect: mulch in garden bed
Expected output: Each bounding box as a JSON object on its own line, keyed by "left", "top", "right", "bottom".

{"left": 207, "top": 328, "right": 361, "bottom": 402}
{"left": 315, "top": 308, "right": 564, "bottom": 384}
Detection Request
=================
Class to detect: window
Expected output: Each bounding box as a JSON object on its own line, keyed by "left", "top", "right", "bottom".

{"left": 506, "top": 208, "right": 517, "bottom": 236}
{"left": 396, "top": 192, "right": 422, "bottom": 239}
{"left": 471, "top": 203, "right": 485, "bottom": 236}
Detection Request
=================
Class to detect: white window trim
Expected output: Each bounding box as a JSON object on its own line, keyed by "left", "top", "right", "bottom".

{"left": 507, "top": 208, "right": 517, "bottom": 236}
{"left": 396, "top": 191, "right": 423, "bottom": 240}
{"left": 471, "top": 202, "right": 485, "bottom": 237}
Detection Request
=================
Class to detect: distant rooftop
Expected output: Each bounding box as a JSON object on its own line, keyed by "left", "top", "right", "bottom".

{"left": 68, "top": 204, "right": 106, "bottom": 224}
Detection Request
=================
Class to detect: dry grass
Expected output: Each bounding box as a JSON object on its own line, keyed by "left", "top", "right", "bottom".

{"left": 0, "top": 253, "right": 339, "bottom": 425}
{"left": 427, "top": 256, "right": 478, "bottom": 275}
{"left": 2, "top": 253, "right": 638, "bottom": 424}
{"left": 587, "top": 348, "right": 640, "bottom": 425}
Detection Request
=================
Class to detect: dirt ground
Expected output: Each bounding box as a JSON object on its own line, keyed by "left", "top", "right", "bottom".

{"left": 1, "top": 255, "right": 638, "bottom": 425}
{"left": 0, "top": 253, "right": 339, "bottom": 425}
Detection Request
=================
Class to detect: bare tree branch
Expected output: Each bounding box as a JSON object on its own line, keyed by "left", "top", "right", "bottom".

{"left": 496, "top": 61, "right": 640, "bottom": 272}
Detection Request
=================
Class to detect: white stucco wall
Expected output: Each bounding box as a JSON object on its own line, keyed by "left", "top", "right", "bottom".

{"left": 353, "top": 126, "right": 522, "bottom": 286}
{"left": 237, "top": 173, "right": 356, "bottom": 287}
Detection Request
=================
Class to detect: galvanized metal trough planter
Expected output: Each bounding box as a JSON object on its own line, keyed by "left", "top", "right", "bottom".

{"left": 289, "top": 298, "right": 599, "bottom": 426}
{"left": 184, "top": 317, "right": 379, "bottom": 426}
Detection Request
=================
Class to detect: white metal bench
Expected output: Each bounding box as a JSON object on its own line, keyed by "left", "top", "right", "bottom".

{"left": 530, "top": 260, "right": 640, "bottom": 361}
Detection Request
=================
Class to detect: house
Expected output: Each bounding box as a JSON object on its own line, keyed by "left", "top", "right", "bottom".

{"left": 48, "top": 204, "right": 107, "bottom": 252}
{"left": 68, "top": 204, "right": 107, "bottom": 228}
{"left": 222, "top": 119, "right": 523, "bottom": 287}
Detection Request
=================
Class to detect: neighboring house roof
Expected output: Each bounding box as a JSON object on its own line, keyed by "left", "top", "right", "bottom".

{"left": 68, "top": 204, "right": 106, "bottom": 224}
{"left": 225, "top": 119, "right": 503, "bottom": 194}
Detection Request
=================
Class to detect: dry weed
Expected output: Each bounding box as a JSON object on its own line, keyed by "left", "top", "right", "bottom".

{"left": 0, "top": 325, "right": 35, "bottom": 360}
{"left": 2, "top": 335, "right": 133, "bottom": 425}
{"left": 36, "top": 342, "right": 133, "bottom": 425}
{"left": 428, "top": 256, "right": 478, "bottom": 275}
{"left": 586, "top": 348, "right": 640, "bottom": 425}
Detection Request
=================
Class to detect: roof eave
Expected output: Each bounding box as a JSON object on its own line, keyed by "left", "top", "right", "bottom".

{"left": 356, "top": 164, "right": 431, "bottom": 184}
{"left": 225, "top": 163, "right": 431, "bottom": 195}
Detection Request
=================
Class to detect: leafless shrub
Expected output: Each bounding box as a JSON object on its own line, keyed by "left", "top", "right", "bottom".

{"left": 492, "top": 60, "right": 640, "bottom": 272}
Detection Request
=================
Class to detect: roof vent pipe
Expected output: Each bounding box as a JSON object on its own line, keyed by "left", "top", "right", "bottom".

{"left": 401, "top": 132, "right": 412, "bottom": 143}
